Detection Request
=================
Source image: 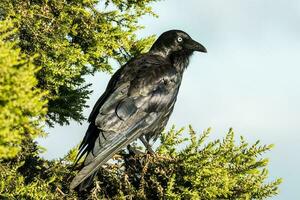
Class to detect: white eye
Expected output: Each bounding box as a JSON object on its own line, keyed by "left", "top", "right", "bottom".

{"left": 177, "top": 36, "right": 183, "bottom": 42}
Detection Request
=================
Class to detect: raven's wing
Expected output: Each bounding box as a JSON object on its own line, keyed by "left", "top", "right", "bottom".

{"left": 74, "top": 67, "right": 123, "bottom": 165}
{"left": 70, "top": 54, "right": 180, "bottom": 189}
{"left": 88, "top": 66, "right": 123, "bottom": 123}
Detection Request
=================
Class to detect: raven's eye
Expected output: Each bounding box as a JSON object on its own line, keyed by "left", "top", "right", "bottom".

{"left": 177, "top": 37, "right": 183, "bottom": 42}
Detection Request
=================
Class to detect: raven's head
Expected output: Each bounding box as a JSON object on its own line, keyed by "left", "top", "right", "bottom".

{"left": 150, "top": 30, "right": 207, "bottom": 58}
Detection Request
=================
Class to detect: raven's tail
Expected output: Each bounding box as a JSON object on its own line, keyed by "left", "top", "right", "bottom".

{"left": 77, "top": 171, "right": 98, "bottom": 191}
{"left": 70, "top": 132, "right": 129, "bottom": 190}
{"left": 70, "top": 118, "right": 147, "bottom": 190}
{"left": 71, "top": 123, "right": 100, "bottom": 191}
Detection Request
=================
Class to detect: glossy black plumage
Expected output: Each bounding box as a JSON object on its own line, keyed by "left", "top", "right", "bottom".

{"left": 70, "top": 30, "right": 207, "bottom": 190}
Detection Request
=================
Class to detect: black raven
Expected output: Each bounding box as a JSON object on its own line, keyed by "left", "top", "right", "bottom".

{"left": 70, "top": 30, "right": 207, "bottom": 190}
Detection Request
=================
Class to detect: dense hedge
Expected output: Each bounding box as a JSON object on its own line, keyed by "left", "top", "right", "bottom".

{"left": 0, "top": 127, "right": 281, "bottom": 199}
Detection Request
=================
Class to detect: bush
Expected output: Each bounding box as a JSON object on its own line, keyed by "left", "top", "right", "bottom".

{"left": 0, "top": 127, "right": 282, "bottom": 199}
{"left": 0, "top": 19, "right": 47, "bottom": 159}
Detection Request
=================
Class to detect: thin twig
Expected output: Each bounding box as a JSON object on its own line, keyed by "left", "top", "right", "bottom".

{"left": 56, "top": 187, "right": 66, "bottom": 196}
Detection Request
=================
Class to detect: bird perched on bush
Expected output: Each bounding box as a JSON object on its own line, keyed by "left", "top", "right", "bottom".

{"left": 70, "top": 30, "right": 207, "bottom": 190}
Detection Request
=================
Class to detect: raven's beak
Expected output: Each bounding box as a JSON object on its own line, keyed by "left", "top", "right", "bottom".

{"left": 184, "top": 38, "right": 207, "bottom": 53}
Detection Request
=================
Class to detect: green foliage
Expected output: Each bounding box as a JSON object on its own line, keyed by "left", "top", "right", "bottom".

{"left": 0, "top": 139, "right": 77, "bottom": 200}
{"left": 0, "top": 0, "right": 157, "bottom": 125}
{"left": 159, "top": 126, "right": 282, "bottom": 200}
{"left": 0, "top": 127, "right": 282, "bottom": 199}
{"left": 0, "top": 19, "right": 47, "bottom": 159}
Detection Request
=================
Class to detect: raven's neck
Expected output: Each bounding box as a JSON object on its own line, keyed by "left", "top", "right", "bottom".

{"left": 170, "top": 51, "right": 192, "bottom": 73}
{"left": 150, "top": 49, "right": 192, "bottom": 73}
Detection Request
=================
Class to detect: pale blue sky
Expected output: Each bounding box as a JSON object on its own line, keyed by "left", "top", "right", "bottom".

{"left": 37, "top": 0, "right": 300, "bottom": 199}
